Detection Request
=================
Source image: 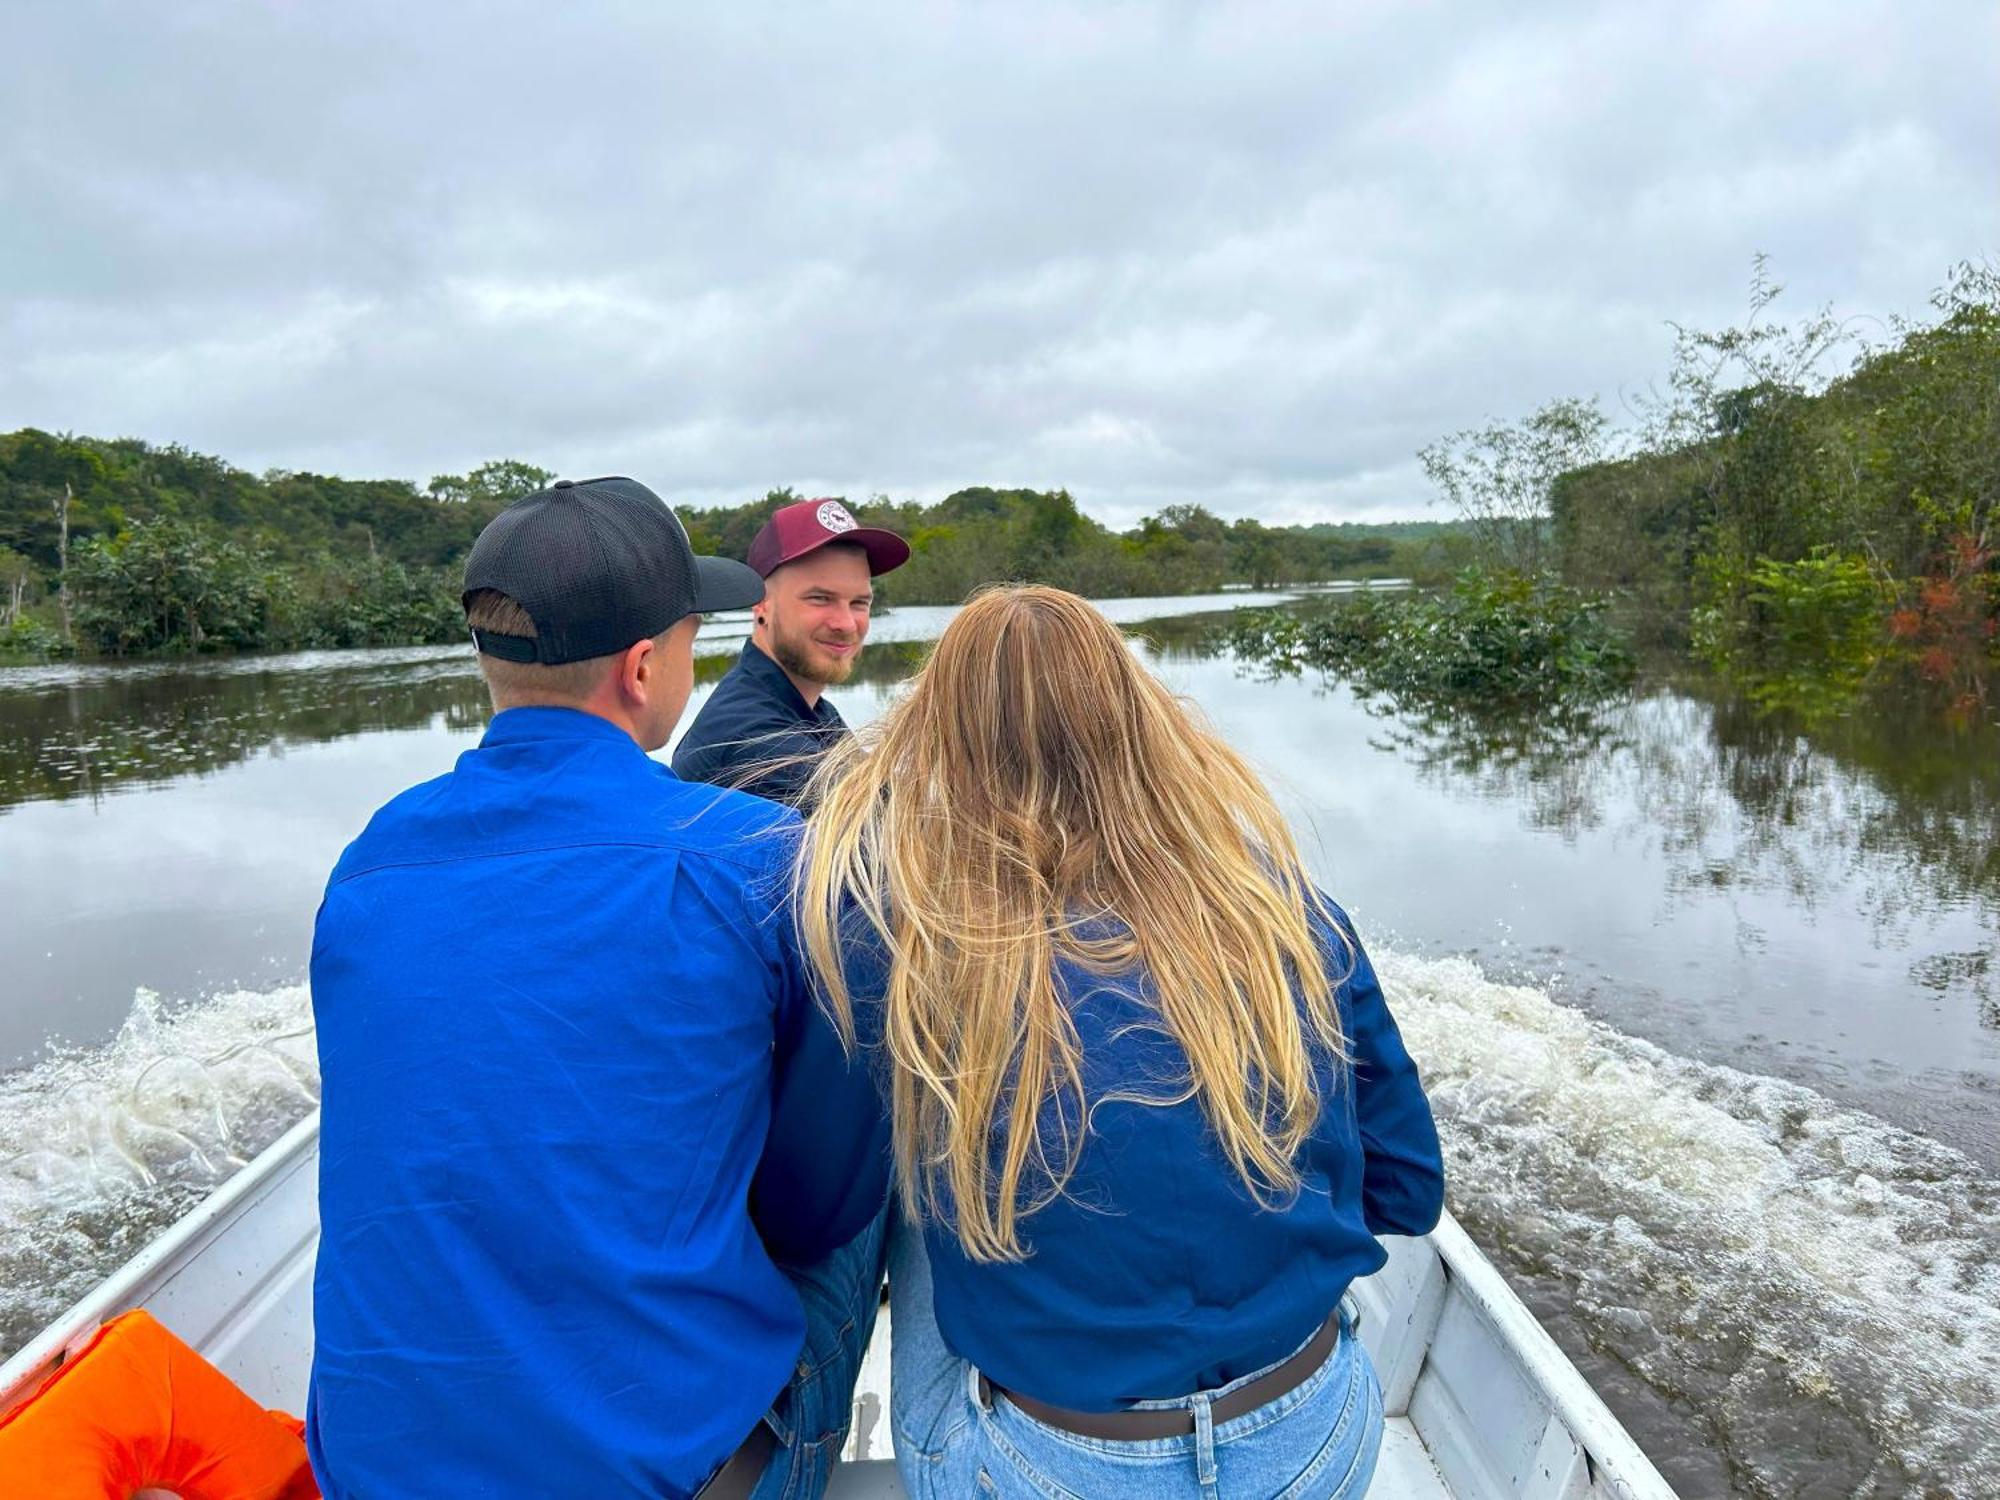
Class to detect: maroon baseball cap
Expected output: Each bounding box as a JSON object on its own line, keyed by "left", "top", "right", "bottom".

{"left": 746, "top": 498, "right": 910, "bottom": 578}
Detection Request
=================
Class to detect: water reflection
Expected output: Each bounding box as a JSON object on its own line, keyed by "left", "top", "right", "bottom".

{"left": 0, "top": 651, "right": 492, "bottom": 811}
{"left": 3, "top": 611, "right": 1994, "bottom": 1059}
{"left": 0, "top": 638, "right": 943, "bottom": 816}
{"left": 1343, "top": 698, "right": 1634, "bottom": 839}
{"left": 1147, "top": 616, "right": 2000, "bottom": 998}
{"left": 1339, "top": 679, "right": 2000, "bottom": 954}
{"left": 5, "top": 615, "right": 1994, "bottom": 1000}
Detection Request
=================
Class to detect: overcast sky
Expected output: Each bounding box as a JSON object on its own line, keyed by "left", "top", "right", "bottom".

{"left": 3, "top": 3, "right": 1995, "bottom": 526}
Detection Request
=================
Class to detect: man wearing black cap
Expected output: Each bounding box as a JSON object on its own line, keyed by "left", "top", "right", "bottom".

{"left": 673, "top": 497, "right": 910, "bottom": 808}
{"left": 307, "top": 478, "right": 890, "bottom": 1499}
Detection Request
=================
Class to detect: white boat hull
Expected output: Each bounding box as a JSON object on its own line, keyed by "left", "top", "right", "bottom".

{"left": 0, "top": 1113, "right": 1676, "bottom": 1498}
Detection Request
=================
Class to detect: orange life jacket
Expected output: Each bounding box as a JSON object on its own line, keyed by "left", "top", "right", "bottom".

{"left": 0, "top": 1309, "right": 318, "bottom": 1500}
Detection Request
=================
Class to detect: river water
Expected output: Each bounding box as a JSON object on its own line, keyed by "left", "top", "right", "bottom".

{"left": 2, "top": 592, "right": 1995, "bottom": 1497}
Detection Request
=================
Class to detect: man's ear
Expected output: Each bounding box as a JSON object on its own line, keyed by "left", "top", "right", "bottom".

{"left": 618, "top": 636, "right": 655, "bottom": 701}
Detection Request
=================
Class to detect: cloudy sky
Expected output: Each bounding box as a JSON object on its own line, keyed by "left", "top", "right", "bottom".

{"left": 3, "top": 3, "right": 1995, "bottom": 526}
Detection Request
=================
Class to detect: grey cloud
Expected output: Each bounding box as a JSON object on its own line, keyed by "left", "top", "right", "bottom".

{"left": 3, "top": 0, "right": 1994, "bottom": 528}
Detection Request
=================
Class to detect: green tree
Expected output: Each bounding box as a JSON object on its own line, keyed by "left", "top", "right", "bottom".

{"left": 0, "top": 547, "right": 33, "bottom": 623}
{"left": 1421, "top": 397, "right": 1609, "bottom": 579}
{"left": 1015, "top": 488, "right": 1092, "bottom": 573}
{"left": 426, "top": 459, "right": 556, "bottom": 507}
{"left": 70, "top": 518, "right": 282, "bottom": 655}
{"left": 1549, "top": 257, "right": 2000, "bottom": 687}
{"left": 3, "top": 429, "right": 1463, "bottom": 651}
{"left": 1152, "top": 503, "right": 1228, "bottom": 545}
{"left": 1227, "top": 519, "right": 1288, "bottom": 587}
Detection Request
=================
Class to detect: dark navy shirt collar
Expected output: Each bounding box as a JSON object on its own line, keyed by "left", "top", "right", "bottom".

{"left": 737, "top": 639, "right": 840, "bottom": 725}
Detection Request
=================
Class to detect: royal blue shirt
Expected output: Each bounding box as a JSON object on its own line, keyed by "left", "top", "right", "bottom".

{"left": 868, "top": 904, "right": 1442, "bottom": 1411}
{"left": 307, "top": 707, "right": 888, "bottom": 1500}
{"left": 673, "top": 641, "right": 848, "bottom": 808}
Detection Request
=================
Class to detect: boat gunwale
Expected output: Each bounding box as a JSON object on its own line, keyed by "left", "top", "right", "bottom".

{"left": 1425, "top": 1212, "right": 1674, "bottom": 1498}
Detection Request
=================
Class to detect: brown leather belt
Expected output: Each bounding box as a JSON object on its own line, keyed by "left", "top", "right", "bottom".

{"left": 694, "top": 1418, "right": 777, "bottom": 1499}
{"left": 979, "top": 1312, "right": 1341, "bottom": 1441}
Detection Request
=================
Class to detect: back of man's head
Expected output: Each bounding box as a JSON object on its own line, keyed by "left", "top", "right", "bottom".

{"left": 460, "top": 476, "right": 763, "bottom": 712}
{"left": 464, "top": 588, "right": 629, "bottom": 708}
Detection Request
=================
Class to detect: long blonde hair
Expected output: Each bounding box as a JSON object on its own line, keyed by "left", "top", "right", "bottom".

{"left": 795, "top": 586, "right": 1347, "bottom": 1261}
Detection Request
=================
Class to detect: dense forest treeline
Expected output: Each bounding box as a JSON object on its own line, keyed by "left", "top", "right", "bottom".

{"left": 680, "top": 487, "right": 1438, "bottom": 604}
{"left": 0, "top": 435, "right": 1452, "bottom": 658}
{"left": 1568, "top": 263, "right": 1998, "bottom": 718}
{"left": 9, "top": 258, "right": 1991, "bottom": 709}
{"left": 1405, "top": 260, "right": 1999, "bottom": 721}
{"left": 0, "top": 445, "right": 546, "bottom": 656}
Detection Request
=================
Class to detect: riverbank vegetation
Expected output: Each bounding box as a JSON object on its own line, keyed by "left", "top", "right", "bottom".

{"left": 1222, "top": 261, "right": 1996, "bottom": 726}
{"left": 0, "top": 433, "right": 1454, "bottom": 660}
{"left": 1548, "top": 260, "right": 1999, "bottom": 720}
{"left": 6, "top": 259, "right": 1990, "bottom": 717}
{"left": 0, "top": 444, "right": 547, "bottom": 658}
{"left": 682, "top": 489, "right": 1454, "bottom": 603}
{"left": 1228, "top": 571, "right": 1635, "bottom": 708}
{"left": 1232, "top": 260, "right": 1993, "bottom": 722}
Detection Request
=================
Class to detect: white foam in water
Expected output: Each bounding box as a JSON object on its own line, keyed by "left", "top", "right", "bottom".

{"left": 1377, "top": 949, "right": 2000, "bottom": 1496}
{"left": 4, "top": 956, "right": 1995, "bottom": 1494}
{"left": 0, "top": 984, "right": 317, "bottom": 1361}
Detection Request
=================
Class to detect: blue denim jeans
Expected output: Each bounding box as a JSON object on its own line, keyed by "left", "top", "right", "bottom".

{"left": 745, "top": 1205, "right": 892, "bottom": 1500}
{"left": 888, "top": 1229, "right": 1383, "bottom": 1499}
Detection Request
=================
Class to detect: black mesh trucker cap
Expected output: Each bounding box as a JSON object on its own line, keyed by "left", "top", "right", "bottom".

{"left": 461, "top": 476, "right": 764, "bottom": 665}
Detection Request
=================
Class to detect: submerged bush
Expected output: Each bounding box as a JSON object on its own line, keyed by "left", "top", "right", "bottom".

{"left": 1546, "top": 261, "right": 2000, "bottom": 690}
{"left": 1692, "top": 549, "right": 1888, "bottom": 719}
{"left": 1229, "top": 570, "right": 1635, "bottom": 706}
{"left": 1886, "top": 531, "right": 2000, "bottom": 725}
{"left": 0, "top": 614, "right": 70, "bottom": 662}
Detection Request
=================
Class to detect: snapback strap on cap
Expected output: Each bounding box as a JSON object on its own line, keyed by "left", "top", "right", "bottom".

{"left": 470, "top": 628, "right": 541, "bottom": 663}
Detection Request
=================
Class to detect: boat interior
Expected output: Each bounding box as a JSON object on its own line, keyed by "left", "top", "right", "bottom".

{"left": 0, "top": 1114, "right": 1675, "bottom": 1498}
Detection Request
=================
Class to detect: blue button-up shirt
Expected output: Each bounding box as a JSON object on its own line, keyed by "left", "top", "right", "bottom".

{"left": 307, "top": 707, "right": 887, "bottom": 1499}
{"left": 673, "top": 641, "right": 848, "bottom": 808}
{"left": 861, "top": 903, "right": 1443, "bottom": 1411}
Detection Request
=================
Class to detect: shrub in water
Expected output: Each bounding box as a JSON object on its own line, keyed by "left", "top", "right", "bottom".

{"left": 1229, "top": 570, "right": 1635, "bottom": 708}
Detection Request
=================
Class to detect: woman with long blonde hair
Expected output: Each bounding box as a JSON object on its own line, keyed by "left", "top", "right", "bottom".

{"left": 796, "top": 586, "right": 1443, "bottom": 1499}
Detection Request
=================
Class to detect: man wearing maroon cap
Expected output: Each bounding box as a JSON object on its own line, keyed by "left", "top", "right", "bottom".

{"left": 673, "top": 497, "right": 910, "bottom": 808}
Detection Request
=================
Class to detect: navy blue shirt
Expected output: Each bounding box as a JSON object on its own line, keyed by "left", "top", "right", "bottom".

{"left": 307, "top": 707, "right": 888, "bottom": 1499}
{"left": 864, "top": 903, "right": 1442, "bottom": 1411}
{"left": 673, "top": 641, "right": 848, "bottom": 808}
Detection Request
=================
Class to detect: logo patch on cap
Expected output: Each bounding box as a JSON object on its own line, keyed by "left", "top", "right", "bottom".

{"left": 816, "top": 501, "right": 858, "bottom": 534}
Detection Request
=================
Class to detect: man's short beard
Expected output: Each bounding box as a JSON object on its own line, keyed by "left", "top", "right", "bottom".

{"left": 771, "top": 626, "right": 856, "bottom": 686}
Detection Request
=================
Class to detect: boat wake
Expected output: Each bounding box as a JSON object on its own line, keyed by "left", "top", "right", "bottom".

{"left": 2, "top": 958, "right": 1995, "bottom": 1496}
{"left": 1379, "top": 950, "right": 2000, "bottom": 1498}
{"left": 0, "top": 984, "right": 317, "bottom": 1363}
